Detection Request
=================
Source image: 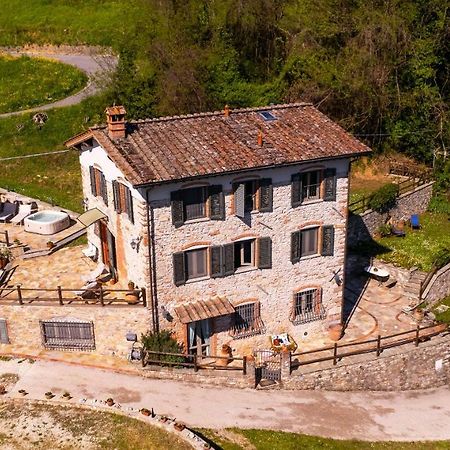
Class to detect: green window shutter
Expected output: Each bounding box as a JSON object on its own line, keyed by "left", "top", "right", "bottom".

{"left": 209, "top": 185, "right": 225, "bottom": 220}
{"left": 89, "top": 166, "right": 97, "bottom": 196}
{"left": 257, "top": 237, "right": 272, "bottom": 269}
{"left": 223, "top": 243, "right": 235, "bottom": 276}
{"left": 324, "top": 168, "right": 337, "bottom": 201}
{"left": 291, "top": 231, "right": 301, "bottom": 264}
{"left": 291, "top": 173, "right": 303, "bottom": 207}
{"left": 170, "top": 190, "right": 184, "bottom": 227}
{"left": 112, "top": 180, "right": 120, "bottom": 212}
{"left": 100, "top": 173, "right": 108, "bottom": 206}
{"left": 173, "top": 252, "right": 186, "bottom": 286}
{"left": 234, "top": 183, "right": 245, "bottom": 218}
{"left": 125, "top": 187, "right": 134, "bottom": 224}
{"left": 259, "top": 178, "right": 273, "bottom": 212}
{"left": 210, "top": 246, "right": 224, "bottom": 278}
{"left": 321, "top": 225, "right": 335, "bottom": 256}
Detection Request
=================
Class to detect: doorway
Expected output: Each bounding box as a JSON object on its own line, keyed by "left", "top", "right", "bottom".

{"left": 188, "top": 319, "right": 211, "bottom": 356}
{"left": 99, "top": 220, "right": 117, "bottom": 278}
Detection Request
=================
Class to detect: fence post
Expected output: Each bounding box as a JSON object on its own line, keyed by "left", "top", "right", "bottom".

{"left": 17, "top": 285, "right": 23, "bottom": 305}
{"left": 376, "top": 335, "right": 381, "bottom": 357}
{"left": 193, "top": 354, "right": 198, "bottom": 372}
{"left": 415, "top": 325, "right": 420, "bottom": 347}
{"left": 242, "top": 355, "right": 247, "bottom": 375}
{"left": 333, "top": 343, "right": 338, "bottom": 365}
{"left": 99, "top": 285, "right": 104, "bottom": 307}
{"left": 141, "top": 287, "right": 147, "bottom": 307}
{"left": 5, "top": 230, "right": 9, "bottom": 247}
{"left": 57, "top": 286, "right": 63, "bottom": 305}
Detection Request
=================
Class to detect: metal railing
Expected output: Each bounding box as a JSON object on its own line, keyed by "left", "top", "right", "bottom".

{"left": 0, "top": 285, "right": 147, "bottom": 307}
{"left": 291, "top": 323, "right": 448, "bottom": 370}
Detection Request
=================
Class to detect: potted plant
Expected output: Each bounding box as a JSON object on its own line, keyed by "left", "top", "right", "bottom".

{"left": 62, "top": 392, "right": 71, "bottom": 399}
{"left": 44, "top": 391, "right": 54, "bottom": 399}
{"left": 18, "top": 389, "right": 27, "bottom": 396}
{"left": 46, "top": 241, "right": 55, "bottom": 250}
{"left": 125, "top": 282, "right": 140, "bottom": 304}
{"left": 0, "top": 247, "right": 11, "bottom": 269}
{"left": 174, "top": 422, "right": 185, "bottom": 432}
{"left": 106, "top": 397, "right": 114, "bottom": 406}
{"left": 140, "top": 408, "right": 151, "bottom": 416}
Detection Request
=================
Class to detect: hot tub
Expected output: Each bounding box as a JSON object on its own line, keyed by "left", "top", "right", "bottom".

{"left": 24, "top": 210, "right": 71, "bottom": 235}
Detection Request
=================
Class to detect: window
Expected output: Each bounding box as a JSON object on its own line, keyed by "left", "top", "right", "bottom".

{"left": 233, "top": 178, "right": 272, "bottom": 218}
{"left": 171, "top": 185, "right": 224, "bottom": 227}
{"left": 234, "top": 239, "right": 255, "bottom": 270}
{"left": 183, "top": 186, "right": 207, "bottom": 221}
{"left": 0, "top": 319, "right": 9, "bottom": 344}
{"left": 89, "top": 166, "right": 108, "bottom": 205}
{"left": 40, "top": 320, "right": 95, "bottom": 350}
{"left": 291, "top": 225, "right": 335, "bottom": 264}
{"left": 291, "top": 168, "right": 337, "bottom": 207}
{"left": 259, "top": 111, "right": 277, "bottom": 121}
{"left": 185, "top": 248, "right": 208, "bottom": 281}
{"left": 291, "top": 289, "right": 325, "bottom": 324}
{"left": 112, "top": 181, "right": 134, "bottom": 223}
{"left": 231, "top": 302, "right": 265, "bottom": 338}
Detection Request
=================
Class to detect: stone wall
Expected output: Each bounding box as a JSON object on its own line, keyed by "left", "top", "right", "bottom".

{"left": 147, "top": 159, "right": 351, "bottom": 357}
{"left": 348, "top": 182, "right": 434, "bottom": 245}
{"left": 284, "top": 334, "right": 450, "bottom": 391}
{"left": 0, "top": 304, "right": 152, "bottom": 357}
{"left": 424, "top": 263, "right": 450, "bottom": 304}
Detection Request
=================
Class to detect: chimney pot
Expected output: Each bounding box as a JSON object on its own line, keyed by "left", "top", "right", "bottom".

{"left": 224, "top": 104, "right": 230, "bottom": 117}
{"left": 257, "top": 128, "right": 263, "bottom": 146}
{"left": 105, "top": 105, "right": 127, "bottom": 139}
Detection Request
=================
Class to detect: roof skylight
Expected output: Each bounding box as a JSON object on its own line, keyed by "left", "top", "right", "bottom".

{"left": 259, "top": 111, "right": 277, "bottom": 121}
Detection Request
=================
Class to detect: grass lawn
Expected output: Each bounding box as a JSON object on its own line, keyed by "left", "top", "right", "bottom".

{"left": 352, "top": 212, "right": 450, "bottom": 272}
{"left": 0, "top": 96, "right": 106, "bottom": 212}
{"left": 0, "top": 0, "right": 140, "bottom": 48}
{"left": 199, "top": 428, "right": 450, "bottom": 450}
{"left": 0, "top": 400, "right": 192, "bottom": 449}
{"left": 433, "top": 296, "right": 450, "bottom": 325}
{"left": 0, "top": 55, "right": 87, "bottom": 114}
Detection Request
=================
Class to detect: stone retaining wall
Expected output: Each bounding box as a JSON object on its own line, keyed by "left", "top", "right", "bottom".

{"left": 284, "top": 334, "right": 450, "bottom": 391}
{"left": 425, "top": 263, "right": 450, "bottom": 304}
{"left": 348, "top": 182, "right": 434, "bottom": 245}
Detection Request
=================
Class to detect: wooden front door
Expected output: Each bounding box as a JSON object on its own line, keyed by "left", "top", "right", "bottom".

{"left": 99, "top": 221, "right": 117, "bottom": 278}
{"left": 188, "top": 319, "right": 211, "bottom": 356}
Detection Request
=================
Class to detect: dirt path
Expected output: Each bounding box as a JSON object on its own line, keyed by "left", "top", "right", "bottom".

{"left": 1, "top": 358, "right": 450, "bottom": 442}
{"left": 0, "top": 47, "right": 117, "bottom": 118}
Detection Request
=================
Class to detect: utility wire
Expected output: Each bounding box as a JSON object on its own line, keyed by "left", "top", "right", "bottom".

{"left": 0, "top": 149, "right": 70, "bottom": 161}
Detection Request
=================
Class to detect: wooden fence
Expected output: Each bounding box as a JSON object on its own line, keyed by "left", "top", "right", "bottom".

{"left": 0, "top": 285, "right": 147, "bottom": 307}
{"left": 389, "top": 162, "right": 433, "bottom": 179}
{"left": 142, "top": 349, "right": 247, "bottom": 374}
{"left": 349, "top": 175, "right": 431, "bottom": 214}
{"left": 291, "top": 323, "right": 448, "bottom": 371}
{"left": 0, "top": 230, "right": 9, "bottom": 246}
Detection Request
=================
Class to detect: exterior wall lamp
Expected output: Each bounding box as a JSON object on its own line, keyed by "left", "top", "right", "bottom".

{"left": 130, "top": 236, "right": 142, "bottom": 252}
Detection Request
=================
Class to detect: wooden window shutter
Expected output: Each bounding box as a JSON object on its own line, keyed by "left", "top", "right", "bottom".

{"left": 112, "top": 180, "right": 120, "bottom": 212}
{"left": 323, "top": 168, "right": 337, "bottom": 201}
{"left": 100, "top": 173, "right": 108, "bottom": 206}
{"left": 173, "top": 252, "right": 186, "bottom": 286}
{"left": 89, "top": 166, "right": 97, "bottom": 196}
{"left": 291, "top": 173, "right": 303, "bottom": 207}
{"left": 125, "top": 187, "right": 134, "bottom": 224}
{"left": 321, "top": 225, "right": 335, "bottom": 256}
{"left": 170, "top": 190, "right": 184, "bottom": 227}
{"left": 223, "top": 243, "right": 235, "bottom": 276}
{"left": 0, "top": 319, "right": 9, "bottom": 344}
{"left": 291, "top": 231, "right": 301, "bottom": 264}
{"left": 259, "top": 178, "right": 273, "bottom": 212}
{"left": 210, "top": 246, "right": 224, "bottom": 278}
{"left": 257, "top": 237, "right": 272, "bottom": 269}
{"left": 209, "top": 185, "right": 225, "bottom": 220}
{"left": 234, "top": 183, "right": 245, "bottom": 218}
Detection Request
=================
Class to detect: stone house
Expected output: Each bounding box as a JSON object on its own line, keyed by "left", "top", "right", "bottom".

{"left": 64, "top": 103, "right": 370, "bottom": 357}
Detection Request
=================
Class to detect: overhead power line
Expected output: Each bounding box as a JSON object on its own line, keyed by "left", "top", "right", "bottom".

{"left": 0, "top": 149, "right": 71, "bottom": 162}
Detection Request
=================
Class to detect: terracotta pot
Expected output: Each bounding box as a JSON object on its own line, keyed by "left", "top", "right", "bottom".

{"left": 125, "top": 291, "right": 140, "bottom": 304}
{"left": 414, "top": 308, "right": 424, "bottom": 321}
{"left": 216, "top": 344, "right": 232, "bottom": 367}
{"left": 328, "top": 324, "right": 343, "bottom": 341}
{"left": 141, "top": 408, "right": 151, "bottom": 416}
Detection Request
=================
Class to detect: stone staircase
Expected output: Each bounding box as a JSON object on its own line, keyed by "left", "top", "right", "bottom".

{"left": 404, "top": 269, "right": 427, "bottom": 300}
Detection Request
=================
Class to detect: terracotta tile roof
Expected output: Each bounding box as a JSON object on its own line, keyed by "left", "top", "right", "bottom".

{"left": 174, "top": 296, "right": 235, "bottom": 324}
{"left": 67, "top": 103, "right": 371, "bottom": 186}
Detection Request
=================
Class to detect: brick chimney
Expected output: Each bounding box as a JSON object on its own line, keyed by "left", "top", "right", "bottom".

{"left": 257, "top": 128, "right": 263, "bottom": 146}
{"left": 105, "top": 105, "right": 127, "bottom": 139}
{"left": 224, "top": 104, "right": 231, "bottom": 117}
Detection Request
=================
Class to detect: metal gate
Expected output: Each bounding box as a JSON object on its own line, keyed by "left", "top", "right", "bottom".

{"left": 254, "top": 349, "right": 281, "bottom": 383}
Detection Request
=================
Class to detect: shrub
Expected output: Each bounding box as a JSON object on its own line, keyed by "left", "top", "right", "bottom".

{"left": 433, "top": 247, "right": 450, "bottom": 269}
{"left": 428, "top": 193, "right": 450, "bottom": 214}
{"left": 368, "top": 183, "right": 398, "bottom": 212}
{"left": 141, "top": 330, "right": 185, "bottom": 365}
{"left": 378, "top": 223, "right": 392, "bottom": 237}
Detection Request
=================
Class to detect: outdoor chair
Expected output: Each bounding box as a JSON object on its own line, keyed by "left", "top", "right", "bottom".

{"left": 11, "top": 203, "right": 32, "bottom": 225}
{"left": 0, "top": 202, "right": 18, "bottom": 223}
{"left": 391, "top": 227, "right": 406, "bottom": 237}
{"left": 410, "top": 214, "right": 420, "bottom": 229}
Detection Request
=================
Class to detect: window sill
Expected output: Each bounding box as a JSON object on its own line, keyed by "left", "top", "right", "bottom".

{"left": 300, "top": 198, "right": 323, "bottom": 206}
{"left": 184, "top": 275, "right": 210, "bottom": 285}
{"left": 234, "top": 266, "right": 258, "bottom": 275}
{"left": 184, "top": 217, "right": 210, "bottom": 225}
{"left": 298, "top": 254, "right": 321, "bottom": 262}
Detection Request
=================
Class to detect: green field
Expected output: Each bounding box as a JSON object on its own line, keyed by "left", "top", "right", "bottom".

{"left": 0, "top": 55, "right": 87, "bottom": 114}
